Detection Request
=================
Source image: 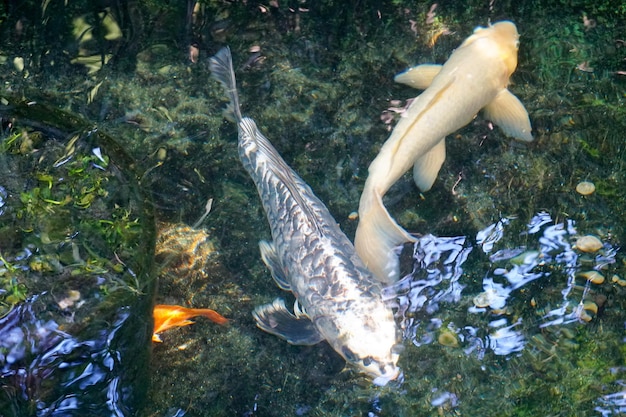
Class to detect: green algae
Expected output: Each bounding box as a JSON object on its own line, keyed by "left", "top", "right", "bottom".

{"left": 0, "top": 97, "right": 156, "bottom": 415}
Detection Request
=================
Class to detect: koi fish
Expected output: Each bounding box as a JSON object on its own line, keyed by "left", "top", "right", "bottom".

{"left": 209, "top": 47, "right": 402, "bottom": 385}
{"left": 152, "top": 304, "right": 228, "bottom": 342}
{"left": 355, "top": 21, "right": 533, "bottom": 284}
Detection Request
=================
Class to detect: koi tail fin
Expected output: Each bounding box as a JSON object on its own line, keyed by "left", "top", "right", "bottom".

{"left": 354, "top": 187, "right": 416, "bottom": 284}
{"left": 209, "top": 46, "right": 243, "bottom": 123}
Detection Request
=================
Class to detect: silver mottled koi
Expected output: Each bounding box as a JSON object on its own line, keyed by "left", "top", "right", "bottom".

{"left": 209, "top": 47, "right": 402, "bottom": 385}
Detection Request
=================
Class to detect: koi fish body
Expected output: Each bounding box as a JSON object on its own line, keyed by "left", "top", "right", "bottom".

{"left": 355, "top": 21, "right": 533, "bottom": 283}
{"left": 209, "top": 48, "right": 402, "bottom": 385}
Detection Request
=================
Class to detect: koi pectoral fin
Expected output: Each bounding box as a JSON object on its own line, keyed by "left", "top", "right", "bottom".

{"left": 483, "top": 88, "right": 533, "bottom": 142}
{"left": 394, "top": 64, "right": 443, "bottom": 90}
{"left": 412, "top": 138, "right": 446, "bottom": 192}
{"left": 253, "top": 298, "right": 324, "bottom": 345}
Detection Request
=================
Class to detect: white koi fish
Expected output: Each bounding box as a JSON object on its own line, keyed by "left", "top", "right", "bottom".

{"left": 209, "top": 47, "right": 402, "bottom": 385}
{"left": 355, "top": 21, "right": 533, "bottom": 284}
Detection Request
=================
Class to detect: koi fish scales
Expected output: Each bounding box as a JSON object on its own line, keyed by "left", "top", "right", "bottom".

{"left": 209, "top": 47, "right": 402, "bottom": 385}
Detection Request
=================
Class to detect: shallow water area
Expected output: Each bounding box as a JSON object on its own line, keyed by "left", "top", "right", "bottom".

{"left": 0, "top": 99, "right": 155, "bottom": 415}
{"left": 0, "top": 1, "right": 625, "bottom": 416}
{"left": 387, "top": 213, "right": 626, "bottom": 415}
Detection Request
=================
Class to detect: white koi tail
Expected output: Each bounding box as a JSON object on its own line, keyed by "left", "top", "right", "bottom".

{"left": 209, "top": 46, "right": 243, "bottom": 123}
{"left": 354, "top": 186, "right": 416, "bottom": 284}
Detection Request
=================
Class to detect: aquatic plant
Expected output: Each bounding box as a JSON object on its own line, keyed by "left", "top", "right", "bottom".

{"left": 0, "top": 97, "right": 156, "bottom": 415}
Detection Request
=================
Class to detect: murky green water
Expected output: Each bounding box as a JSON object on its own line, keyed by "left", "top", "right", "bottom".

{"left": 1, "top": 1, "right": 625, "bottom": 416}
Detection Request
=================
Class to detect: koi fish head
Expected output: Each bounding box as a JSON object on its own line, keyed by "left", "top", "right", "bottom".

{"left": 316, "top": 302, "right": 403, "bottom": 385}
{"left": 465, "top": 21, "right": 521, "bottom": 77}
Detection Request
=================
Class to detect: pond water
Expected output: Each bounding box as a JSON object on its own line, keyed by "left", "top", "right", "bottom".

{"left": 0, "top": 1, "right": 625, "bottom": 416}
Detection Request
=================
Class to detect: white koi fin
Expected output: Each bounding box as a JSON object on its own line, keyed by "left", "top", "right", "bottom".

{"left": 412, "top": 138, "right": 446, "bottom": 192}
{"left": 355, "top": 190, "right": 416, "bottom": 284}
{"left": 252, "top": 298, "right": 324, "bottom": 345}
{"left": 259, "top": 240, "right": 290, "bottom": 291}
{"left": 483, "top": 89, "right": 533, "bottom": 142}
{"left": 394, "top": 64, "right": 443, "bottom": 90}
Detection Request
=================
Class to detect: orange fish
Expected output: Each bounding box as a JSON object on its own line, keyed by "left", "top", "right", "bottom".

{"left": 152, "top": 304, "right": 228, "bottom": 342}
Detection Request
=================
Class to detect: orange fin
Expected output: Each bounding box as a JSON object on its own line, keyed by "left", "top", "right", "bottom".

{"left": 152, "top": 304, "right": 228, "bottom": 342}
{"left": 188, "top": 308, "right": 229, "bottom": 325}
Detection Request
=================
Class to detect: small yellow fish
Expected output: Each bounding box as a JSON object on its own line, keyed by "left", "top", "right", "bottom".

{"left": 152, "top": 304, "right": 228, "bottom": 342}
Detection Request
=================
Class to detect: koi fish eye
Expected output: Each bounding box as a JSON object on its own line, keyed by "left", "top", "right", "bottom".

{"left": 362, "top": 356, "right": 373, "bottom": 367}
{"left": 341, "top": 346, "right": 357, "bottom": 362}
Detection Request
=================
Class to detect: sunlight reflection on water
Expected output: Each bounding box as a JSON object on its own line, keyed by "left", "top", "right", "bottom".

{"left": 391, "top": 211, "right": 616, "bottom": 354}
{"left": 0, "top": 294, "right": 135, "bottom": 416}
{"left": 597, "top": 387, "right": 626, "bottom": 416}
{"left": 386, "top": 211, "right": 624, "bottom": 414}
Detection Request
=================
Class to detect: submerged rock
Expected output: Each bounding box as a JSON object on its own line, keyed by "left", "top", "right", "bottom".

{"left": 577, "top": 270, "right": 605, "bottom": 284}
{"left": 575, "top": 181, "right": 595, "bottom": 196}
{"left": 574, "top": 235, "right": 603, "bottom": 253}
{"left": 0, "top": 98, "right": 156, "bottom": 416}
